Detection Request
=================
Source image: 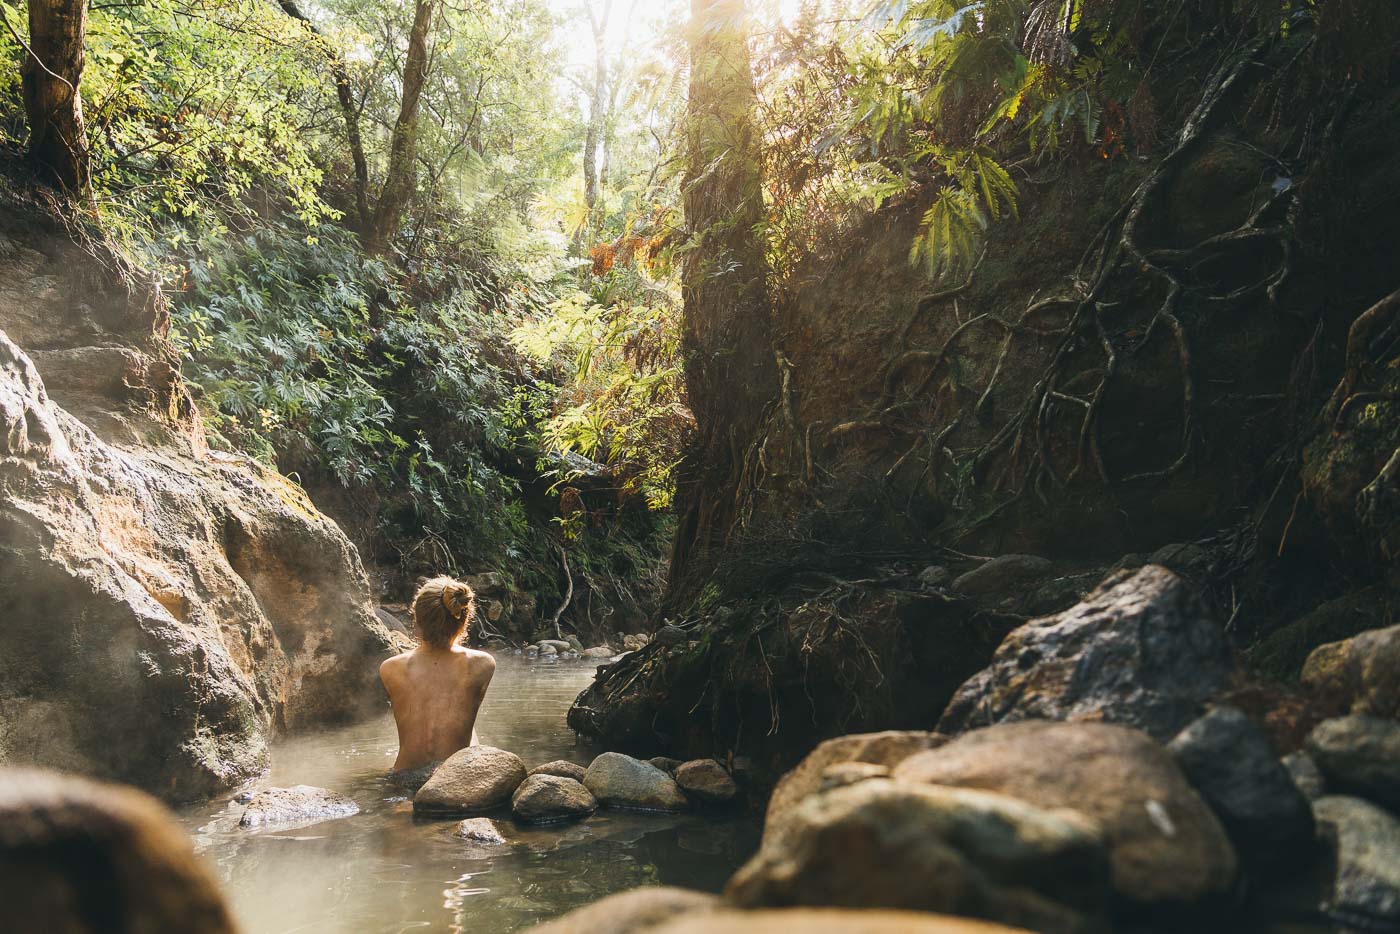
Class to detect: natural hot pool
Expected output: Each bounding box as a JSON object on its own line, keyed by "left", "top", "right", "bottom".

{"left": 182, "top": 655, "right": 761, "bottom": 933}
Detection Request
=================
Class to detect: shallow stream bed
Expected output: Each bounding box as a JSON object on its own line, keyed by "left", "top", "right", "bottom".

{"left": 183, "top": 655, "right": 760, "bottom": 933}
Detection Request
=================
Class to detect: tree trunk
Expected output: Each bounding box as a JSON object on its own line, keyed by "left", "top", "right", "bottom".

{"left": 276, "top": 0, "right": 371, "bottom": 232}
{"left": 665, "top": 0, "right": 778, "bottom": 606}
{"left": 365, "top": 0, "right": 437, "bottom": 256}
{"left": 582, "top": 0, "right": 611, "bottom": 245}
{"left": 20, "top": 0, "right": 91, "bottom": 193}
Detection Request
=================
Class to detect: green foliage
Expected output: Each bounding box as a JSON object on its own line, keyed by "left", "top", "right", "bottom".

{"left": 514, "top": 264, "right": 688, "bottom": 511}
{"left": 171, "top": 218, "right": 545, "bottom": 569}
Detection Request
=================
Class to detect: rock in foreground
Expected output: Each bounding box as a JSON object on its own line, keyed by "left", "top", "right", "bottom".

{"left": 238, "top": 785, "right": 359, "bottom": 829}
{"left": 1166, "top": 706, "right": 1315, "bottom": 869}
{"left": 1312, "top": 796, "right": 1400, "bottom": 928}
{"left": 525, "top": 888, "right": 1035, "bottom": 934}
{"left": 651, "top": 910, "right": 1034, "bottom": 934}
{"left": 525, "top": 885, "right": 719, "bottom": 934}
{"left": 584, "top": 752, "right": 688, "bottom": 812}
{"left": 512, "top": 774, "right": 597, "bottom": 823}
{"left": 764, "top": 730, "right": 946, "bottom": 835}
{"left": 414, "top": 746, "right": 526, "bottom": 815}
{"left": 728, "top": 779, "right": 1108, "bottom": 934}
{"left": 938, "top": 566, "right": 1232, "bottom": 742}
{"left": 675, "top": 760, "right": 737, "bottom": 804}
{"left": 0, "top": 767, "right": 237, "bottom": 933}
{"left": 893, "top": 720, "right": 1236, "bottom": 906}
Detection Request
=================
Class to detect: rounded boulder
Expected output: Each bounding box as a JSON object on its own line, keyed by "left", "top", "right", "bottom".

{"left": 413, "top": 746, "right": 526, "bottom": 816}
{"left": 584, "top": 752, "right": 688, "bottom": 812}
{"left": 511, "top": 774, "right": 597, "bottom": 824}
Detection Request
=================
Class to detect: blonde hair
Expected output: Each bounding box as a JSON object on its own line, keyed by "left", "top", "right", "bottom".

{"left": 411, "top": 576, "right": 476, "bottom": 649}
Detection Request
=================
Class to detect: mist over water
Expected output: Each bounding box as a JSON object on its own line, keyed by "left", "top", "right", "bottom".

{"left": 183, "top": 656, "right": 759, "bottom": 933}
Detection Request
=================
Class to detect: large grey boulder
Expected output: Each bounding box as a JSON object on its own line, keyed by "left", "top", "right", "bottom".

{"left": 894, "top": 720, "right": 1236, "bottom": 907}
{"left": 583, "top": 752, "right": 688, "bottom": 812}
{"left": 728, "top": 779, "right": 1109, "bottom": 934}
{"left": 238, "top": 785, "right": 359, "bottom": 829}
{"left": 414, "top": 746, "right": 526, "bottom": 815}
{"left": 0, "top": 331, "right": 395, "bottom": 801}
{"left": 1166, "top": 706, "right": 1315, "bottom": 869}
{"left": 1313, "top": 796, "right": 1400, "bottom": 928}
{"left": 1305, "top": 715, "right": 1400, "bottom": 811}
{"left": 511, "top": 774, "right": 596, "bottom": 823}
{"left": 938, "top": 566, "right": 1232, "bottom": 742}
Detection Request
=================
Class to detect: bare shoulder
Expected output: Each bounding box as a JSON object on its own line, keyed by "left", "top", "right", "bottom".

{"left": 379, "top": 651, "right": 411, "bottom": 684}
{"left": 454, "top": 648, "right": 496, "bottom": 679}
{"left": 465, "top": 648, "right": 496, "bottom": 672}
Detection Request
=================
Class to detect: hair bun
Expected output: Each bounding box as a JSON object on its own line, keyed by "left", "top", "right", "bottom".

{"left": 440, "top": 583, "right": 474, "bottom": 620}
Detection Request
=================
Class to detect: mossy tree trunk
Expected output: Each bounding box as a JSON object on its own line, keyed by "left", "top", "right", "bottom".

{"left": 364, "top": 0, "right": 437, "bottom": 256}
{"left": 20, "top": 0, "right": 91, "bottom": 194}
{"left": 667, "top": 0, "right": 778, "bottom": 606}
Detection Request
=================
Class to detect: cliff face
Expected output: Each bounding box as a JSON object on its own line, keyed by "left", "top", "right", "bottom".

{"left": 572, "top": 23, "right": 1400, "bottom": 776}
{"left": 0, "top": 194, "right": 396, "bottom": 801}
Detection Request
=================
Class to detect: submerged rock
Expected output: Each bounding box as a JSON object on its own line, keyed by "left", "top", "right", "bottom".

{"left": 1166, "top": 706, "right": 1315, "bottom": 869}
{"left": 453, "top": 817, "right": 506, "bottom": 843}
{"left": 413, "top": 746, "right": 526, "bottom": 815}
{"left": 1313, "top": 796, "right": 1400, "bottom": 928}
{"left": 938, "top": 566, "right": 1232, "bottom": 742}
{"left": 1305, "top": 715, "right": 1400, "bottom": 811}
{"left": 728, "top": 779, "right": 1108, "bottom": 934}
{"left": 238, "top": 785, "right": 359, "bottom": 829}
{"left": 675, "top": 760, "right": 737, "bottom": 804}
{"left": 894, "top": 720, "right": 1236, "bottom": 906}
{"left": 583, "top": 646, "right": 616, "bottom": 658}
{"left": 583, "top": 752, "right": 688, "bottom": 812}
{"left": 0, "top": 767, "right": 238, "bottom": 933}
{"left": 529, "top": 760, "right": 588, "bottom": 782}
{"left": 388, "top": 761, "right": 440, "bottom": 793}
{"left": 764, "top": 730, "right": 946, "bottom": 835}
{"left": 511, "top": 774, "right": 596, "bottom": 823}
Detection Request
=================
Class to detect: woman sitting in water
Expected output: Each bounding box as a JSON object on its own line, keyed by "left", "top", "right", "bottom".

{"left": 380, "top": 576, "right": 496, "bottom": 787}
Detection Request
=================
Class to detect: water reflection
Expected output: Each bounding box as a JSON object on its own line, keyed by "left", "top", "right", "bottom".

{"left": 182, "top": 656, "right": 760, "bottom": 934}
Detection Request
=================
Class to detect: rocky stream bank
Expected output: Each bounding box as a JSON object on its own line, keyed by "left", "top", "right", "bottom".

{"left": 539, "top": 564, "right": 1400, "bottom": 934}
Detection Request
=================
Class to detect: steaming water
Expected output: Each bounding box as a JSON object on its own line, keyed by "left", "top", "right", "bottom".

{"left": 183, "top": 655, "right": 760, "bottom": 933}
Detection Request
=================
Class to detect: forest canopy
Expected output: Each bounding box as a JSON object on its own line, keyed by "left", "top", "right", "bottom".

{"left": 1, "top": 0, "right": 1380, "bottom": 599}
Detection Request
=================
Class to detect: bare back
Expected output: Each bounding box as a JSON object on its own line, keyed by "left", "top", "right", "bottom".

{"left": 379, "top": 646, "right": 495, "bottom": 773}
